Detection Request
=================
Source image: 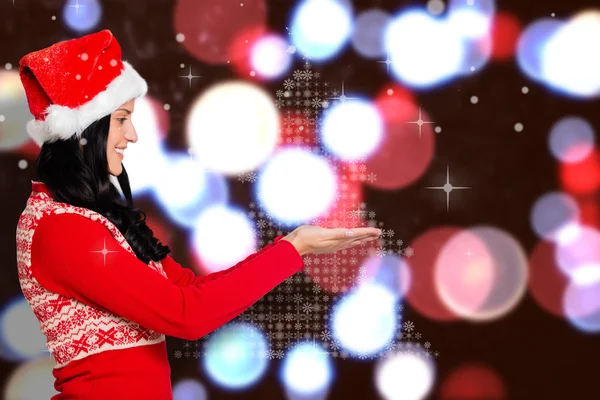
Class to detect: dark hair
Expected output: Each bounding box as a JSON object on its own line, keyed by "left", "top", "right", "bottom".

{"left": 35, "top": 114, "right": 170, "bottom": 264}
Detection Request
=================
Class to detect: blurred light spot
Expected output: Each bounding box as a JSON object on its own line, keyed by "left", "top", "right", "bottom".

{"left": 549, "top": 117, "right": 595, "bottom": 164}
{"left": 255, "top": 147, "right": 337, "bottom": 226}
{"left": 470, "top": 96, "right": 479, "bottom": 104}
{"left": 18, "top": 160, "right": 27, "bottom": 169}
{"left": 516, "top": 18, "right": 564, "bottom": 82}
{"left": 375, "top": 349, "right": 435, "bottom": 400}
{"left": 202, "top": 323, "right": 269, "bottom": 390}
{"left": 555, "top": 226, "right": 600, "bottom": 278}
{"left": 290, "top": 0, "right": 353, "bottom": 61}
{"left": 406, "top": 227, "right": 463, "bottom": 321}
{"left": 187, "top": 81, "right": 279, "bottom": 175}
{"left": 529, "top": 191, "right": 580, "bottom": 244}
{"left": 62, "top": 0, "right": 102, "bottom": 33}
{"left": 427, "top": 0, "right": 445, "bottom": 16}
{"left": 490, "top": 12, "right": 522, "bottom": 61}
{"left": 542, "top": 12, "right": 600, "bottom": 98}
{"left": 435, "top": 226, "right": 528, "bottom": 321}
{"left": 528, "top": 240, "right": 569, "bottom": 317}
{"left": 447, "top": 6, "right": 492, "bottom": 39}
{"left": 0, "top": 296, "right": 47, "bottom": 362}
{"left": 280, "top": 341, "right": 334, "bottom": 396}
{"left": 173, "top": 378, "right": 208, "bottom": 400}
{"left": 563, "top": 278, "right": 600, "bottom": 333}
{"left": 321, "top": 99, "right": 384, "bottom": 161}
{"left": 351, "top": 9, "right": 390, "bottom": 58}
{"left": 361, "top": 255, "right": 411, "bottom": 301}
{"left": 440, "top": 363, "right": 506, "bottom": 400}
{"left": 559, "top": 148, "right": 600, "bottom": 194}
{"left": 174, "top": 0, "right": 267, "bottom": 64}
{"left": 126, "top": 95, "right": 165, "bottom": 196}
{"left": 153, "top": 152, "right": 229, "bottom": 229}
{"left": 366, "top": 98, "right": 435, "bottom": 190}
{"left": 250, "top": 34, "right": 292, "bottom": 79}
{"left": 4, "top": 356, "right": 58, "bottom": 400}
{"left": 331, "top": 283, "right": 398, "bottom": 358}
{"left": 0, "top": 71, "right": 33, "bottom": 151}
{"left": 514, "top": 123, "right": 523, "bottom": 132}
{"left": 522, "top": 86, "right": 529, "bottom": 93}
{"left": 191, "top": 204, "right": 255, "bottom": 272}
{"left": 384, "top": 10, "right": 463, "bottom": 88}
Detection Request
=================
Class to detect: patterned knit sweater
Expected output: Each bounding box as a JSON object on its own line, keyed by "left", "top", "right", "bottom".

{"left": 16, "top": 181, "right": 305, "bottom": 399}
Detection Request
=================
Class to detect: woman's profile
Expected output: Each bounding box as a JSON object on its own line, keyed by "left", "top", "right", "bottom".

{"left": 15, "top": 29, "right": 381, "bottom": 399}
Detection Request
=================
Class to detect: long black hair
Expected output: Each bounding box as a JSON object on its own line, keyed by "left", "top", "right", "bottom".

{"left": 35, "top": 114, "right": 170, "bottom": 264}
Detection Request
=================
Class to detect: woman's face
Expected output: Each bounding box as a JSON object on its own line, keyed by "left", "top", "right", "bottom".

{"left": 107, "top": 99, "right": 137, "bottom": 176}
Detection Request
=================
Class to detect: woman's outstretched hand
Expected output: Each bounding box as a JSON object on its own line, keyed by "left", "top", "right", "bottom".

{"left": 281, "top": 225, "right": 382, "bottom": 256}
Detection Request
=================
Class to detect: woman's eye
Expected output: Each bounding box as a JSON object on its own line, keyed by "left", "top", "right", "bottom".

{"left": 118, "top": 118, "right": 127, "bottom": 123}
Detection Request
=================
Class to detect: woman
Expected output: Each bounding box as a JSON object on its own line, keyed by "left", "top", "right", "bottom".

{"left": 15, "top": 30, "right": 381, "bottom": 399}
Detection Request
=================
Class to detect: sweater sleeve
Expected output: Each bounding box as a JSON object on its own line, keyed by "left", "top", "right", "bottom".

{"left": 160, "top": 235, "right": 287, "bottom": 287}
{"left": 30, "top": 213, "right": 305, "bottom": 341}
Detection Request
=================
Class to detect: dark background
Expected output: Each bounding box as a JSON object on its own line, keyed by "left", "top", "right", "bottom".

{"left": 2, "top": 0, "right": 599, "bottom": 399}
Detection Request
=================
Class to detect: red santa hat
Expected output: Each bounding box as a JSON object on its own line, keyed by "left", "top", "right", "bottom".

{"left": 19, "top": 29, "right": 147, "bottom": 147}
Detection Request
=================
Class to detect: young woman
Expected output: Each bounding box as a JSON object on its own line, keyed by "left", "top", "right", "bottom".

{"left": 15, "top": 30, "right": 381, "bottom": 399}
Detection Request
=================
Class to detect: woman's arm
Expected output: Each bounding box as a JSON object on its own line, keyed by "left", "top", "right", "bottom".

{"left": 160, "top": 235, "right": 286, "bottom": 287}
{"left": 30, "top": 213, "right": 305, "bottom": 341}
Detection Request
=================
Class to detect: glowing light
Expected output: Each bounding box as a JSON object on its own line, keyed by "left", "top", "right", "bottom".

{"left": 191, "top": 204, "right": 256, "bottom": 272}
{"left": 202, "top": 323, "right": 269, "bottom": 389}
{"left": 331, "top": 283, "right": 398, "bottom": 358}
{"left": 255, "top": 147, "right": 337, "bottom": 226}
{"left": 375, "top": 349, "right": 436, "bottom": 400}
{"left": 280, "top": 341, "right": 334, "bottom": 395}
{"left": 289, "top": 0, "right": 353, "bottom": 61}
{"left": 351, "top": 9, "right": 390, "bottom": 58}
{"left": 250, "top": 34, "right": 292, "bottom": 79}
{"left": 187, "top": 81, "right": 280, "bottom": 175}
{"left": 384, "top": 10, "right": 464, "bottom": 88}
{"left": 321, "top": 99, "right": 384, "bottom": 161}
{"left": 548, "top": 117, "right": 595, "bottom": 164}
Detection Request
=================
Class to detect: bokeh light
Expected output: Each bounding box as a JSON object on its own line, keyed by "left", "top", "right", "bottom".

{"left": 542, "top": 11, "right": 600, "bottom": 98}
{"left": 126, "top": 95, "right": 165, "bottom": 196}
{"left": 360, "top": 254, "right": 411, "bottom": 301}
{"left": 0, "top": 71, "right": 34, "bottom": 151}
{"left": 255, "top": 147, "right": 337, "bottom": 226}
{"left": 152, "top": 152, "right": 229, "bottom": 229}
{"left": 529, "top": 191, "right": 580, "bottom": 244}
{"left": 331, "top": 282, "right": 398, "bottom": 358}
{"left": 366, "top": 99, "right": 435, "bottom": 190}
{"left": 280, "top": 341, "right": 334, "bottom": 396}
{"left": 563, "top": 278, "right": 600, "bottom": 333}
{"left": 351, "top": 9, "right": 390, "bottom": 58}
{"left": 527, "top": 240, "right": 570, "bottom": 317}
{"left": 516, "top": 18, "right": 565, "bottom": 82}
{"left": 187, "top": 81, "right": 280, "bottom": 175}
{"left": 3, "top": 356, "right": 58, "bottom": 400}
{"left": 375, "top": 349, "right": 436, "bottom": 400}
{"left": 384, "top": 9, "right": 463, "bottom": 88}
{"left": 191, "top": 204, "right": 256, "bottom": 273}
{"left": 202, "top": 323, "right": 269, "bottom": 390}
{"left": 320, "top": 99, "right": 384, "bottom": 161}
{"left": 435, "top": 226, "right": 528, "bottom": 321}
{"left": 173, "top": 0, "right": 267, "bottom": 64}
{"left": 555, "top": 225, "right": 600, "bottom": 279}
{"left": 549, "top": 117, "right": 595, "bottom": 164}
{"left": 0, "top": 297, "right": 47, "bottom": 362}
{"left": 289, "top": 0, "right": 353, "bottom": 62}
{"left": 173, "top": 378, "right": 208, "bottom": 400}
{"left": 62, "top": 0, "right": 102, "bottom": 33}
{"left": 250, "top": 34, "right": 293, "bottom": 79}
{"left": 440, "top": 363, "right": 506, "bottom": 400}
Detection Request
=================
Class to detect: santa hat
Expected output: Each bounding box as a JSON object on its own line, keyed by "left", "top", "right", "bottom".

{"left": 19, "top": 29, "right": 147, "bottom": 147}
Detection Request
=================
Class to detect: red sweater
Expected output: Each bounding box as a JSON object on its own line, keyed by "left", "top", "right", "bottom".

{"left": 16, "top": 181, "right": 305, "bottom": 399}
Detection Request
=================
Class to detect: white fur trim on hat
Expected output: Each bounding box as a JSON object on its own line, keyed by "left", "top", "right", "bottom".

{"left": 26, "top": 61, "right": 147, "bottom": 146}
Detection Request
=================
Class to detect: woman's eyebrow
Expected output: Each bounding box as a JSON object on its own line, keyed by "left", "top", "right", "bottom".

{"left": 115, "top": 108, "right": 132, "bottom": 114}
